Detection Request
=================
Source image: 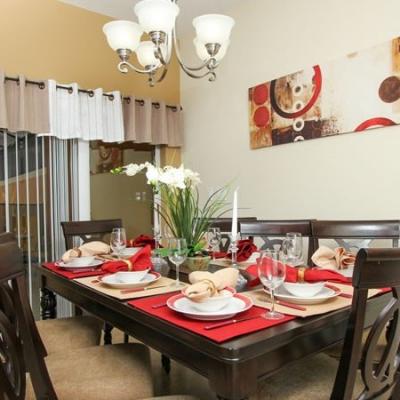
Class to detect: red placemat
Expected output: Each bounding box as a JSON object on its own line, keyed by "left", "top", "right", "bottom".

{"left": 128, "top": 293, "right": 296, "bottom": 343}
{"left": 42, "top": 262, "right": 107, "bottom": 279}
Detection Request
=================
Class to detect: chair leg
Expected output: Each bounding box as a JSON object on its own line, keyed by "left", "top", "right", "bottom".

{"left": 161, "top": 354, "right": 171, "bottom": 374}
{"left": 104, "top": 322, "right": 113, "bottom": 345}
{"left": 124, "top": 333, "right": 129, "bottom": 343}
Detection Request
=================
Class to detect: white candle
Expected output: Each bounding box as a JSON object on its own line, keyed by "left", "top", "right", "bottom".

{"left": 231, "top": 188, "right": 238, "bottom": 240}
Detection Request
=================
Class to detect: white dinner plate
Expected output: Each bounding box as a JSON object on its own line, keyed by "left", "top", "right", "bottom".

{"left": 112, "top": 247, "right": 141, "bottom": 258}
{"left": 55, "top": 259, "right": 104, "bottom": 270}
{"left": 99, "top": 271, "right": 160, "bottom": 289}
{"left": 167, "top": 293, "right": 253, "bottom": 321}
{"left": 265, "top": 285, "right": 341, "bottom": 305}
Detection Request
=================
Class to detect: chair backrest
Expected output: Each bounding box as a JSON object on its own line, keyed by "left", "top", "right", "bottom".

{"left": 331, "top": 248, "right": 400, "bottom": 399}
{"left": 209, "top": 217, "right": 257, "bottom": 252}
{"left": 311, "top": 220, "right": 400, "bottom": 254}
{"left": 0, "top": 233, "right": 57, "bottom": 399}
{"left": 240, "top": 220, "right": 314, "bottom": 264}
{"left": 61, "top": 219, "right": 122, "bottom": 249}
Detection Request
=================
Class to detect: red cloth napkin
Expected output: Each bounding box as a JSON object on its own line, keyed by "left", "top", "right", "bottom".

{"left": 128, "top": 293, "right": 295, "bottom": 343}
{"left": 245, "top": 263, "right": 351, "bottom": 287}
{"left": 213, "top": 240, "right": 257, "bottom": 262}
{"left": 42, "top": 262, "right": 106, "bottom": 279}
{"left": 101, "top": 245, "right": 153, "bottom": 273}
{"left": 127, "top": 234, "right": 156, "bottom": 249}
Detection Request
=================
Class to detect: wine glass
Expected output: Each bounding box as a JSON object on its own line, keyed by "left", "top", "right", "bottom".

{"left": 207, "top": 227, "right": 221, "bottom": 260}
{"left": 110, "top": 228, "right": 127, "bottom": 259}
{"left": 168, "top": 238, "right": 187, "bottom": 287}
{"left": 257, "top": 250, "right": 286, "bottom": 320}
{"left": 282, "top": 232, "right": 303, "bottom": 266}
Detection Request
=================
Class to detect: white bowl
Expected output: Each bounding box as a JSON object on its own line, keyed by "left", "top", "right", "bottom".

{"left": 283, "top": 282, "right": 325, "bottom": 298}
{"left": 67, "top": 256, "right": 95, "bottom": 267}
{"left": 115, "top": 269, "right": 149, "bottom": 284}
{"left": 118, "top": 247, "right": 141, "bottom": 257}
{"left": 184, "top": 288, "right": 235, "bottom": 312}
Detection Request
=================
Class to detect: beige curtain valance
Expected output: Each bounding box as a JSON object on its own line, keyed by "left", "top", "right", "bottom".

{"left": 0, "top": 71, "right": 50, "bottom": 134}
{"left": 123, "top": 96, "right": 183, "bottom": 146}
{"left": 0, "top": 71, "right": 183, "bottom": 146}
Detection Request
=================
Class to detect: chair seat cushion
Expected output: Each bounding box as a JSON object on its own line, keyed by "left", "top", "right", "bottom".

{"left": 258, "top": 353, "right": 364, "bottom": 400}
{"left": 36, "top": 316, "right": 102, "bottom": 355}
{"left": 26, "top": 343, "right": 153, "bottom": 400}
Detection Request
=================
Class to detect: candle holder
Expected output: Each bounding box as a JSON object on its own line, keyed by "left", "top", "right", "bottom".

{"left": 229, "top": 235, "right": 239, "bottom": 267}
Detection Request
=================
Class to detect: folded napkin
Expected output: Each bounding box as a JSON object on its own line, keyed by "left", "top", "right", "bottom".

{"left": 311, "top": 246, "right": 356, "bottom": 270}
{"left": 101, "top": 245, "right": 153, "bottom": 273}
{"left": 127, "top": 234, "right": 156, "bottom": 249}
{"left": 62, "top": 241, "right": 110, "bottom": 263}
{"left": 245, "top": 263, "right": 351, "bottom": 287}
{"left": 183, "top": 268, "right": 239, "bottom": 302}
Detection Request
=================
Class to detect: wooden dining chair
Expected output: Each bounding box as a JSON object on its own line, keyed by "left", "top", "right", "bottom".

{"left": 61, "top": 218, "right": 123, "bottom": 249}
{"left": 208, "top": 217, "right": 257, "bottom": 252}
{"left": 257, "top": 247, "right": 400, "bottom": 399}
{"left": 0, "top": 234, "right": 199, "bottom": 400}
{"left": 311, "top": 220, "right": 400, "bottom": 253}
{"left": 240, "top": 219, "right": 315, "bottom": 265}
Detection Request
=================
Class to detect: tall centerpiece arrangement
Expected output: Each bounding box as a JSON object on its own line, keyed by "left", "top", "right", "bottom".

{"left": 112, "top": 162, "right": 229, "bottom": 270}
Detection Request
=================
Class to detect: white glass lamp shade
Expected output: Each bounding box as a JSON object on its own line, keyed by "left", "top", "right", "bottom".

{"left": 103, "top": 20, "right": 143, "bottom": 51}
{"left": 136, "top": 41, "right": 161, "bottom": 67}
{"left": 134, "top": 0, "right": 180, "bottom": 33}
{"left": 192, "top": 14, "right": 235, "bottom": 45}
{"left": 194, "top": 38, "right": 229, "bottom": 62}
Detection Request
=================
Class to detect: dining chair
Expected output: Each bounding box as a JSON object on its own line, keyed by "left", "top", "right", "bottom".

{"left": 311, "top": 219, "right": 400, "bottom": 254}
{"left": 240, "top": 219, "right": 315, "bottom": 265}
{"left": 0, "top": 234, "right": 198, "bottom": 400}
{"left": 61, "top": 218, "right": 123, "bottom": 249}
{"left": 61, "top": 218, "right": 128, "bottom": 345}
{"left": 257, "top": 247, "right": 400, "bottom": 399}
{"left": 0, "top": 232, "right": 103, "bottom": 356}
{"left": 208, "top": 217, "right": 257, "bottom": 252}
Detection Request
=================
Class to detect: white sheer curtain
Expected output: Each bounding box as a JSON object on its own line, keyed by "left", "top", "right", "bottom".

{"left": 47, "top": 80, "right": 125, "bottom": 142}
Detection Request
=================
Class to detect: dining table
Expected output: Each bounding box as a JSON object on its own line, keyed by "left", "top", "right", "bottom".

{"left": 38, "top": 262, "right": 390, "bottom": 400}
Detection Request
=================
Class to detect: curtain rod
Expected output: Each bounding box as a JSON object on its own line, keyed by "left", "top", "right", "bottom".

{"left": 4, "top": 76, "right": 181, "bottom": 111}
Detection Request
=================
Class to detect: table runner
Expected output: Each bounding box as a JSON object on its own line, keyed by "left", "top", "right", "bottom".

{"left": 75, "top": 275, "right": 182, "bottom": 300}
{"left": 244, "top": 284, "right": 382, "bottom": 318}
{"left": 128, "top": 293, "right": 295, "bottom": 343}
{"left": 42, "top": 262, "right": 107, "bottom": 279}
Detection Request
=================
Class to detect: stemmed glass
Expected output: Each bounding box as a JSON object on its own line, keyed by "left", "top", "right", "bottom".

{"left": 207, "top": 227, "right": 221, "bottom": 260}
{"left": 110, "top": 228, "right": 127, "bottom": 259}
{"left": 168, "top": 238, "right": 187, "bottom": 287}
{"left": 257, "top": 250, "right": 286, "bottom": 320}
{"left": 282, "top": 232, "right": 303, "bottom": 266}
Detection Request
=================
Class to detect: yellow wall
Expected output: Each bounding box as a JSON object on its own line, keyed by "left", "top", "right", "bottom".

{"left": 0, "top": 0, "right": 180, "bottom": 104}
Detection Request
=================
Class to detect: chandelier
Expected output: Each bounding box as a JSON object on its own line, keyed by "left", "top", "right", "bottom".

{"left": 103, "top": 0, "right": 235, "bottom": 86}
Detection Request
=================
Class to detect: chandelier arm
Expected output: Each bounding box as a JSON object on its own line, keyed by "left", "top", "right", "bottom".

{"left": 172, "top": 27, "right": 219, "bottom": 72}
{"left": 118, "top": 59, "right": 159, "bottom": 75}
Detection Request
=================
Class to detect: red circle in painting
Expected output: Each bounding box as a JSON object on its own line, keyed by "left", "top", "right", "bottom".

{"left": 253, "top": 84, "right": 269, "bottom": 105}
{"left": 355, "top": 117, "right": 396, "bottom": 132}
{"left": 253, "top": 106, "right": 270, "bottom": 127}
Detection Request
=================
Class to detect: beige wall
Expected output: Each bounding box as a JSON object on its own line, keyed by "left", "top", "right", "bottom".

{"left": 0, "top": 0, "right": 180, "bottom": 104}
{"left": 181, "top": 0, "right": 400, "bottom": 220}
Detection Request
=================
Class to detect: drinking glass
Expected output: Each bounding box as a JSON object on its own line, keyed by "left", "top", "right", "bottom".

{"left": 168, "top": 238, "right": 187, "bottom": 287}
{"left": 207, "top": 227, "right": 222, "bottom": 260}
{"left": 282, "top": 232, "right": 303, "bottom": 266}
{"left": 257, "top": 250, "right": 286, "bottom": 320}
{"left": 110, "top": 228, "right": 127, "bottom": 259}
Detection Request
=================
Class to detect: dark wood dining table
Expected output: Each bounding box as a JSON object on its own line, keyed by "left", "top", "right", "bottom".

{"left": 38, "top": 263, "right": 390, "bottom": 400}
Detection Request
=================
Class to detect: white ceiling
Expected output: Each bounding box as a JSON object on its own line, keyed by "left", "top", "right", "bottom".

{"left": 59, "top": 0, "right": 240, "bottom": 33}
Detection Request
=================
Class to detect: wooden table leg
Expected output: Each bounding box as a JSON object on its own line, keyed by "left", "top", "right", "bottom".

{"left": 40, "top": 288, "right": 57, "bottom": 320}
{"left": 104, "top": 322, "right": 113, "bottom": 345}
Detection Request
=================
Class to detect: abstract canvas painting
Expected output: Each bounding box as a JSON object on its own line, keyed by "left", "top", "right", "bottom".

{"left": 249, "top": 37, "right": 400, "bottom": 149}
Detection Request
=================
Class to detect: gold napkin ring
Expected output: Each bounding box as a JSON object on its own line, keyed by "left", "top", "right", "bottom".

{"left": 297, "top": 267, "right": 306, "bottom": 283}
{"left": 122, "top": 259, "right": 133, "bottom": 271}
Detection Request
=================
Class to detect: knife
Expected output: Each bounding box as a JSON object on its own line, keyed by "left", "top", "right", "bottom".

{"left": 275, "top": 300, "right": 307, "bottom": 311}
{"left": 325, "top": 284, "right": 352, "bottom": 299}
{"left": 204, "top": 315, "right": 263, "bottom": 330}
{"left": 120, "top": 284, "right": 169, "bottom": 294}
